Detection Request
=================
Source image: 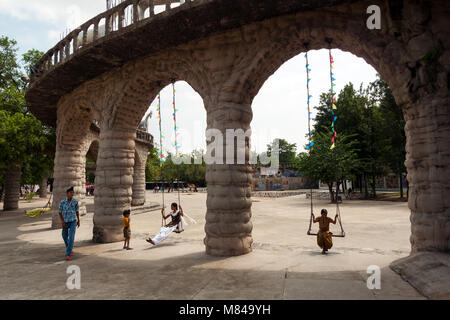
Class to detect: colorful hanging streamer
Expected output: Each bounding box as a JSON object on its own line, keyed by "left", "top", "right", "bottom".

{"left": 304, "top": 52, "right": 314, "bottom": 151}
{"left": 157, "top": 93, "right": 166, "bottom": 164}
{"left": 329, "top": 49, "right": 337, "bottom": 150}
{"left": 172, "top": 83, "right": 181, "bottom": 155}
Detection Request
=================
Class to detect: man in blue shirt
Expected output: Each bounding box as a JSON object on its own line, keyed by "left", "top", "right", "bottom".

{"left": 58, "top": 186, "right": 80, "bottom": 261}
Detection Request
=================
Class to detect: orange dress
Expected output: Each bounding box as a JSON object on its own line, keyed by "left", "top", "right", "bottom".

{"left": 316, "top": 216, "right": 333, "bottom": 250}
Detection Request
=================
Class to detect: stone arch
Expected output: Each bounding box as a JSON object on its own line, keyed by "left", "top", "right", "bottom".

{"left": 86, "top": 139, "right": 100, "bottom": 163}
{"left": 192, "top": 0, "right": 447, "bottom": 255}
{"left": 26, "top": 0, "right": 449, "bottom": 296}
{"left": 131, "top": 141, "right": 151, "bottom": 206}
{"left": 109, "top": 53, "right": 211, "bottom": 131}
{"left": 85, "top": 136, "right": 100, "bottom": 195}
{"left": 215, "top": 7, "right": 409, "bottom": 108}
{"left": 51, "top": 121, "right": 101, "bottom": 228}
{"left": 91, "top": 64, "right": 206, "bottom": 241}
{"left": 56, "top": 88, "right": 100, "bottom": 147}
{"left": 44, "top": 0, "right": 448, "bottom": 257}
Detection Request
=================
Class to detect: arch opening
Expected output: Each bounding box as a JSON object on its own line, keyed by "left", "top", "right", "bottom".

{"left": 85, "top": 139, "right": 99, "bottom": 197}
{"left": 250, "top": 47, "right": 409, "bottom": 254}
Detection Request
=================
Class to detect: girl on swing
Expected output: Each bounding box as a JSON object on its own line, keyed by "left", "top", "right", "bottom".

{"left": 146, "top": 202, "right": 184, "bottom": 245}
{"left": 312, "top": 209, "right": 338, "bottom": 254}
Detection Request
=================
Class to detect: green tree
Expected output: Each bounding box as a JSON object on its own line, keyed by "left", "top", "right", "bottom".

{"left": 0, "top": 36, "right": 21, "bottom": 88}
{"left": 266, "top": 138, "right": 298, "bottom": 168}
{"left": 0, "top": 36, "right": 50, "bottom": 208}
{"left": 180, "top": 150, "right": 206, "bottom": 187}
{"left": 145, "top": 147, "right": 161, "bottom": 182}
{"left": 145, "top": 148, "right": 207, "bottom": 187}
{"left": 368, "top": 77, "right": 406, "bottom": 198}
{"left": 0, "top": 111, "right": 48, "bottom": 209}
{"left": 312, "top": 81, "right": 397, "bottom": 198}
{"left": 298, "top": 131, "right": 359, "bottom": 202}
{"left": 22, "top": 49, "right": 44, "bottom": 78}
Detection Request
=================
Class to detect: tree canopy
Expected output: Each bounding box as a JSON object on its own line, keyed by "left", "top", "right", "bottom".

{"left": 298, "top": 131, "right": 359, "bottom": 201}
{"left": 145, "top": 148, "right": 207, "bottom": 187}
{"left": 300, "top": 76, "right": 406, "bottom": 199}
{"left": 0, "top": 35, "right": 54, "bottom": 193}
{"left": 266, "top": 138, "right": 298, "bottom": 168}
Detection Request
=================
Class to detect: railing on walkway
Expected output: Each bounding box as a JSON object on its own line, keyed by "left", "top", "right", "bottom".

{"left": 90, "top": 121, "right": 153, "bottom": 145}
{"left": 30, "top": 0, "right": 194, "bottom": 82}
{"left": 136, "top": 129, "right": 154, "bottom": 145}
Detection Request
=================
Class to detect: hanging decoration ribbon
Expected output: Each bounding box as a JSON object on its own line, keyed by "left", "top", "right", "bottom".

{"left": 329, "top": 48, "right": 337, "bottom": 150}
{"left": 157, "top": 93, "right": 166, "bottom": 164}
{"left": 304, "top": 52, "right": 314, "bottom": 151}
{"left": 172, "top": 82, "right": 181, "bottom": 156}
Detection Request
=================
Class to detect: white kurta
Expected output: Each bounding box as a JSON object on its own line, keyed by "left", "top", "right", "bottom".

{"left": 151, "top": 210, "right": 179, "bottom": 245}
{"left": 150, "top": 210, "right": 197, "bottom": 245}
{"left": 152, "top": 226, "right": 177, "bottom": 245}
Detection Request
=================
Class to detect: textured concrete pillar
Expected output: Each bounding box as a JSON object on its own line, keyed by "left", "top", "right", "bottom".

{"left": 93, "top": 128, "right": 135, "bottom": 243}
{"left": 405, "top": 94, "right": 450, "bottom": 252}
{"left": 51, "top": 144, "right": 87, "bottom": 228}
{"left": 204, "top": 102, "right": 253, "bottom": 256}
{"left": 131, "top": 162, "right": 145, "bottom": 206}
{"left": 3, "top": 162, "right": 21, "bottom": 211}
{"left": 131, "top": 143, "right": 149, "bottom": 207}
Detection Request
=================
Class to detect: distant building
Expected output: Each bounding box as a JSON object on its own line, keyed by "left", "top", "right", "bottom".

{"left": 251, "top": 167, "right": 309, "bottom": 191}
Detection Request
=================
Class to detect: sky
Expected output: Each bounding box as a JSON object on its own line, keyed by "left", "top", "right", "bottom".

{"left": 0, "top": 0, "right": 378, "bottom": 154}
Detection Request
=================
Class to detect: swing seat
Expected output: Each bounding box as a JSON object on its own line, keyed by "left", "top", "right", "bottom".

{"left": 307, "top": 230, "right": 345, "bottom": 237}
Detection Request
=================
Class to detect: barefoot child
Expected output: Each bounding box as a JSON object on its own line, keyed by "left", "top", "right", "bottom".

{"left": 312, "top": 208, "right": 338, "bottom": 254}
{"left": 123, "top": 209, "right": 133, "bottom": 250}
{"left": 146, "top": 203, "right": 184, "bottom": 245}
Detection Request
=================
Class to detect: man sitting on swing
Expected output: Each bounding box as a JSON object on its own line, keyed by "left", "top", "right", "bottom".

{"left": 146, "top": 202, "right": 184, "bottom": 245}
{"left": 312, "top": 208, "right": 338, "bottom": 254}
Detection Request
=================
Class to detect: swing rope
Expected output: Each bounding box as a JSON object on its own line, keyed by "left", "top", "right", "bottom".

{"left": 172, "top": 81, "right": 182, "bottom": 208}
{"left": 156, "top": 91, "right": 167, "bottom": 227}
{"left": 327, "top": 39, "right": 345, "bottom": 237}
{"left": 306, "top": 40, "right": 345, "bottom": 237}
{"left": 156, "top": 83, "right": 184, "bottom": 227}
{"left": 304, "top": 45, "right": 315, "bottom": 236}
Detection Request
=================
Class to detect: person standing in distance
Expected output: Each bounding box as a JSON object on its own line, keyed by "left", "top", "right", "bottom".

{"left": 59, "top": 186, "right": 80, "bottom": 261}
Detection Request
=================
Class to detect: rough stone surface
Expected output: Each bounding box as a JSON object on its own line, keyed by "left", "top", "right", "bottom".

{"left": 391, "top": 252, "right": 450, "bottom": 299}
{"left": 50, "top": 114, "right": 99, "bottom": 228}
{"left": 93, "top": 128, "right": 136, "bottom": 243}
{"left": 51, "top": 123, "right": 151, "bottom": 230}
{"left": 25, "top": 0, "right": 450, "bottom": 265}
{"left": 50, "top": 142, "right": 90, "bottom": 228}
{"left": 131, "top": 141, "right": 150, "bottom": 207}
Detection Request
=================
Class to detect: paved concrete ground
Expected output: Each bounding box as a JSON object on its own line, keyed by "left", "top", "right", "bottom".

{"left": 0, "top": 192, "right": 425, "bottom": 299}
